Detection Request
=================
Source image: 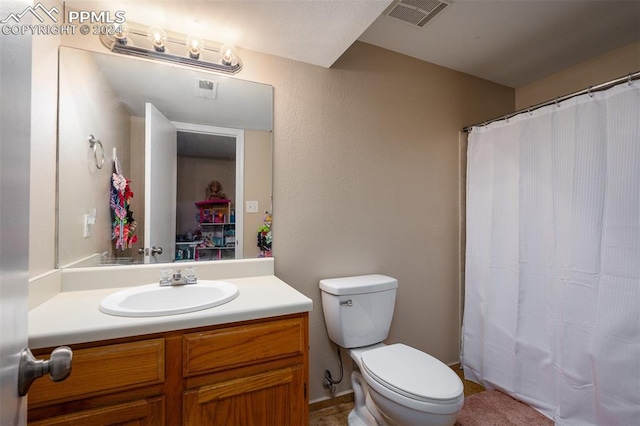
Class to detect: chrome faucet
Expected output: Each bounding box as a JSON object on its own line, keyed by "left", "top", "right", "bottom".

{"left": 160, "top": 268, "right": 197, "bottom": 286}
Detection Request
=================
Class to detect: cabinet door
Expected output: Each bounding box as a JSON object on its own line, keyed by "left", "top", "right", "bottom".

{"left": 29, "top": 397, "right": 164, "bottom": 426}
{"left": 183, "top": 366, "right": 305, "bottom": 426}
{"left": 29, "top": 339, "right": 165, "bottom": 407}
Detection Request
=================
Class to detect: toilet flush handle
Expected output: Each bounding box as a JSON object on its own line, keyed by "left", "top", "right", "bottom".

{"left": 340, "top": 300, "right": 353, "bottom": 307}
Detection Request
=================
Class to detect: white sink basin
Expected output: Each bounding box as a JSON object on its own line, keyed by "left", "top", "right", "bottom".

{"left": 99, "top": 280, "right": 239, "bottom": 317}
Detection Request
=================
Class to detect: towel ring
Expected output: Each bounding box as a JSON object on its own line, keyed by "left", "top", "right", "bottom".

{"left": 88, "top": 134, "right": 104, "bottom": 169}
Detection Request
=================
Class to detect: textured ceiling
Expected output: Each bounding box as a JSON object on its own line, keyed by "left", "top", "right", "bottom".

{"left": 360, "top": 0, "right": 640, "bottom": 87}
{"left": 64, "top": 0, "right": 640, "bottom": 88}
{"left": 65, "top": 0, "right": 392, "bottom": 68}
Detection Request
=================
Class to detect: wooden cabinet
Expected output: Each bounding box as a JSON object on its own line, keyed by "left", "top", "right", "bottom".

{"left": 28, "top": 313, "right": 309, "bottom": 426}
{"left": 183, "top": 366, "right": 304, "bottom": 425}
{"left": 29, "top": 339, "right": 165, "bottom": 407}
{"left": 182, "top": 317, "right": 307, "bottom": 425}
{"left": 29, "top": 398, "right": 164, "bottom": 426}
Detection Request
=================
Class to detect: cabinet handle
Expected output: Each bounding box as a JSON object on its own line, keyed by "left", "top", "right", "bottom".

{"left": 151, "top": 246, "right": 163, "bottom": 255}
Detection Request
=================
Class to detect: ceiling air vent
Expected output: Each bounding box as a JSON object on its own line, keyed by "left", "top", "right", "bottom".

{"left": 195, "top": 78, "right": 218, "bottom": 100}
{"left": 385, "top": 0, "right": 449, "bottom": 27}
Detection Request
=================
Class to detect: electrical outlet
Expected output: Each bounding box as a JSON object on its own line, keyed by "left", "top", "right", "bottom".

{"left": 83, "top": 214, "right": 91, "bottom": 237}
{"left": 83, "top": 209, "right": 96, "bottom": 238}
{"left": 246, "top": 200, "right": 259, "bottom": 213}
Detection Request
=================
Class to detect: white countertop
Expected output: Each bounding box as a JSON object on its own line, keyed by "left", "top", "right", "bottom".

{"left": 29, "top": 275, "right": 313, "bottom": 349}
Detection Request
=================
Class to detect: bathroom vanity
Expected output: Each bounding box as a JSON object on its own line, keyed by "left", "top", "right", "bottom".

{"left": 27, "top": 259, "right": 312, "bottom": 425}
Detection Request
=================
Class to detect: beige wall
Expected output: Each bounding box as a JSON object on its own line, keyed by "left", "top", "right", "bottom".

{"left": 29, "top": 30, "right": 59, "bottom": 276}
{"left": 516, "top": 41, "right": 640, "bottom": 109}
{"left": 238, "top": 41, "right": 514, "bottom": 400}
{"left": 57, "top": 48, "right": 131, "bottom": 267}
{"left": 244, "top": 130, "right": 273, "bottom": 259}
{"left": 29, "top": 29, "right": 514, "bottom": 401}
{"left": 176, "top": 156, "right": 236, "bottom": 234}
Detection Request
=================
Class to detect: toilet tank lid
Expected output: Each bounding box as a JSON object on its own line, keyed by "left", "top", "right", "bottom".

{"left": 319, "top": 274, "right": 398, "bottom": 295}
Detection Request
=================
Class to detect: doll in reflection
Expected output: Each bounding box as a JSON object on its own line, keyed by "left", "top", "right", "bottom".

{"left": 206, "top": 180, "right": 227, "bottom": 200}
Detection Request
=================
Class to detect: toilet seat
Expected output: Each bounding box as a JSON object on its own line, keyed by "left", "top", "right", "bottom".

{"left": 360, "top": 344, "right": 464, "bottom": 414}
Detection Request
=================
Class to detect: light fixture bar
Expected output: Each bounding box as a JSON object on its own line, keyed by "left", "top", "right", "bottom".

{"left": 100, "top": 28, "right": 242, "bottom": 75}
{"left": 109, "top": 42, "right": 242, "bottom": 74}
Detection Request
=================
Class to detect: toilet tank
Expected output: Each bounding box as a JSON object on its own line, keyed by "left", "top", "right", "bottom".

{"left": 319, "top": 274, "right": 398, "bottom": 348}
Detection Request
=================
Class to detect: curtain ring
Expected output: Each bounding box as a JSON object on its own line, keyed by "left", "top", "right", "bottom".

{"left": 628, "top": 74, "right": 633, "bottom": 86}
{"left": 555, "top": 98, "right": 560, "bottom": 108}
{"left": 88, "top": 134, "right": 104, "bottom": 169}
{"left": 504, "top": 114, "right": 509, "bottom": 123}
{"left": 587, "top": 86, "right": 594, "bottom": 98}
{"left": 527, "top": 107, "right": 533, "bottom": 116}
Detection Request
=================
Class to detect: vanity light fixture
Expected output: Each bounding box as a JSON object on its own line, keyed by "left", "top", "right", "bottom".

{"left": 147, "top": 26, "right": 167, "bottom": 52}
{"left": 185, "top": 35, "right": 205, "bottom": 59}
{"left": 112, "top": 22, "right": 131, "bottom": 46}
{"left": 100, "top": 26, "right": 242, "bottom": 75}
{"left": 220, "top": 43, "right": 239, "bottom": 66}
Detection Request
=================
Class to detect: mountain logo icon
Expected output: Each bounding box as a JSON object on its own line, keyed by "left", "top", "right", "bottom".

{"left": 1, "top": 3, "right": 59, "bottom": 24}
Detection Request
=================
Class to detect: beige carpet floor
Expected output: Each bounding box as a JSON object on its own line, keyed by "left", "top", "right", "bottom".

{"left": 455, "top": 390, "right": 553, "bottom": 426}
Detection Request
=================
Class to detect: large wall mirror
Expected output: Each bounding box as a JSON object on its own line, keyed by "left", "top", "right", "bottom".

{"left": 57, "top": 46, "right": 273, "bottom": 268}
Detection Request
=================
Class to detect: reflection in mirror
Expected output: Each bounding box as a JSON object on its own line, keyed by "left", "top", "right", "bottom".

{"left": 57, "top": 47, "right": 273, "bottom": 268}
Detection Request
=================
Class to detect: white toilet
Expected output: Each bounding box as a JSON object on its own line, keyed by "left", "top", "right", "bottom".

{"left": 320, "top": 274, "right": 464, "bottom": 426}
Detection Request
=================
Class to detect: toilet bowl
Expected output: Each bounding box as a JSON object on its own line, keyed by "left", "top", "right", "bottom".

{"left": 352, "top": 344, "right": 463, "bottom": 425}
{"left": 320, "top": 275, "right": 464, "bottom": 426}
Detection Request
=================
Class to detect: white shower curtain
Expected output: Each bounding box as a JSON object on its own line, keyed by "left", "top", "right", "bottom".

{"left": 462, "top": 82, "right": 640, "bottom": 425}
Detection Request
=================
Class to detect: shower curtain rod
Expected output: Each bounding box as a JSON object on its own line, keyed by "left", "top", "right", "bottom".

{"left": 462, "top": 71, "right": 640, "bottom": 133}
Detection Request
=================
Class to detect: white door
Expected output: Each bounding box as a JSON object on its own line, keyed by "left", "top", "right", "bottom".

{"left": 0, "top": 3, "right": 31, "bottom": 423}
{"left": 144, "top": 103, "right": 177, "bottom": 263}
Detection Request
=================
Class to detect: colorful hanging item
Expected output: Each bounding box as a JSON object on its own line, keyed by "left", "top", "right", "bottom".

{"left": 110, "top": 172, "right": 137, "bottom": 250}
{"left": 257, "top": 210, "right": 272, "bottom": 258}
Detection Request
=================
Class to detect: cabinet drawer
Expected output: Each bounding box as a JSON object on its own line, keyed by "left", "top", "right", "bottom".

{"left": 29, "top": 339, "right": 165, "bottom": 406}
{"left": 29, "top": 397, "right": 164, "bottom": 426}
{"left": 184, "top": 317, "right": 304, "bottom": 376}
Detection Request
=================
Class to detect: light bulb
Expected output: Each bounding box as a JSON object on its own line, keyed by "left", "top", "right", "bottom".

{"left": 112, "top": 22, "right": 129, "bottom": 45}
{"left": 146, "top": 26, "right": 167, "bottom": 52}
{"left": 186, "top": 35, "right": 205, "bottom": 59}
{"left": 220, "top": 43, "right": 238, "bottom": 66}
